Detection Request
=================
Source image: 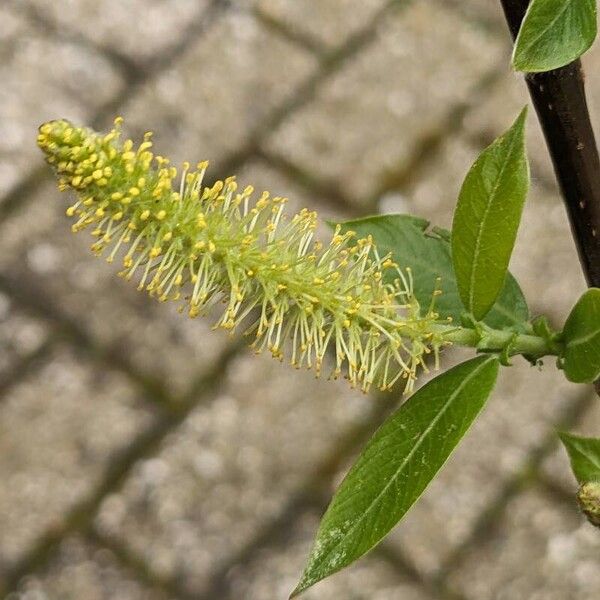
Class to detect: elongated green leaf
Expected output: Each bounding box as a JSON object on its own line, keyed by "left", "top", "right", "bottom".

{"left": 559, "top": 431, "right": 600, "bottom": 483}
{"left": 451, "top": 108, "right": 530, "bottom": 321}
{"left": 513, "top": 0, "right": 597, "bottom": 72}
{"left": 562, "top": 288, "right": 600, "bottom": 383}
{"left": 292, "top": 356, "right": 499, "bottom": 597}
{"left": 335, "top": 214, "right": 529, "bottom": 331}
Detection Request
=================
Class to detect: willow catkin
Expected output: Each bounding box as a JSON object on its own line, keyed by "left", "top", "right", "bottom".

{"left": 37, "top": 117, "right": 444, "bottom": 393}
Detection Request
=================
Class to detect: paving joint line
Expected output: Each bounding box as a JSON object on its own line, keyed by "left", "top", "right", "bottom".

{"left": 250, "top": 5, "right": 327, "bottom": 56}
{"left": 254, "top": 148, "right": 369, "bottom": 216}
{"left": 1, "top": 0, "right": 410, "bottom": 230}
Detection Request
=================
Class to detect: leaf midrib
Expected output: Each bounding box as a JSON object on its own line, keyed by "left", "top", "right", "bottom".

{"left": 568, "top": 325, "right": 600, "bottom": 348}
{"left": 575, "top": 446, "right": 600, "bottom": 472}
{"left": 467, "top": 133, "right": 520, "bottom": 313}
{"left": 517, "top": 0, "right": 575, "bottom": 59}
{"left": 313, "top": 357, "right": 493, "bottom": 573}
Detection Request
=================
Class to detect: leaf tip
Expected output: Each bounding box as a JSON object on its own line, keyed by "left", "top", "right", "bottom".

{"left": 289, "top": 574, "right": 313, "bottom": 599}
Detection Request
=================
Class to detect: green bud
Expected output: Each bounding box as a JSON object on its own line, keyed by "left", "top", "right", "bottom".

{"left": 577, "top": 481, "right": 600, "bottom": 528}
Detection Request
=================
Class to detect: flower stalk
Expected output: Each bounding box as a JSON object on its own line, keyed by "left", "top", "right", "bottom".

{"left": 37, "top": 118, "right": 560, "bottom": 393}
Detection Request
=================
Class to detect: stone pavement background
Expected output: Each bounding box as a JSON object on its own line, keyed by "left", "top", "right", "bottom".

{"left": 1, "top": 1, "right": 600, "bottom": 598}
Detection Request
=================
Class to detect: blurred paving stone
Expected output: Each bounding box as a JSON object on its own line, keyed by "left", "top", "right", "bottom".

{"left": 253, "top": 0, "right": 387, "bottom": 49}
{"left": 386, "top": 347, "right": 578, "bottom": 575}
{"left": 8, "top": 535, "right": 170, "bottom": 600}
{"left": 0, "top": 348, "right": 155, "bottom": 571}
{"left": 446, "top": 490, "right": 600, "bottom": 600}
{"left": 94, "top": 352, "right": 374, "bottom": 594}
{"left": 120, "top": 11, "right": 317, "bottom": 169}
{"left": 265, "top": 1, "right": 505, "bottom": 204}
{"left": 0, "top": 5, "right": 123, "bottom": 198}
{"left": 224, "top": 510, "right": 433, "bottom": 600}
{"left": 24, "top": 0, "right": 209, "bottom": 64}
{"left": 0, "top": 302, "right": 50, "bottom": 376}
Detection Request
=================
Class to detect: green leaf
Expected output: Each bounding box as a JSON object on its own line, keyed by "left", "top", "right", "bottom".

{"left": 559, "top": 431, "right": 600, "bottom": 483}
{"left": 451, "top": 108, "right": 530, "bottom": 321}
{"left": 334, "top": 214, "right": 529, "bottom": 331}
{"left": 561, "top": 288, "right": 600, "bottom": 383}
{"left": 292, "top": 356, "right": 499, "bottom": 597}
{"left": 513, "top": 0, "right": 597, "bottom": 73}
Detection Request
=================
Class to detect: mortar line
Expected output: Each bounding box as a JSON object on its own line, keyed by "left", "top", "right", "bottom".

{"left": 534, "top": 472, "right": 578, "bottom": 510}
{"left": 250, "top": 5, "right": 327, "bottom": 56}
{"left": 0, "top": 337, "right": 57, "bottom": 401}
{"left": 86, "top": 527, "right": 200, "bottom": 600}
{"left": 213, "top": 0, "right": 416, "bottom": 181}
{"left": 376, "top": 540, "right": 469, "bottom": 600}
{"left": 254, "top": 147, "right": 367, "bottom": 216}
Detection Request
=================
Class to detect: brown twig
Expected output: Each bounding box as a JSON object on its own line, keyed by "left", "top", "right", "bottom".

{"left": 499, "top": 0, "right": 600, "bottom": 395}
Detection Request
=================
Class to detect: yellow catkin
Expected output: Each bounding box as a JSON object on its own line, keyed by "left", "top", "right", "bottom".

{"left": 37, "top": 118, "right": 444, "bottom": 393}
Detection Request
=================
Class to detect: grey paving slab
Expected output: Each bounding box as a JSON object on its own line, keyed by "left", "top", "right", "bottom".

{"left": 0, "top": 302, "right": 49, "bottom": 376}
{"left": 0, "top": 4, "right": 123, "bottom": 199}
{"left": 120, "top": 10, "right": 317, "bottom": 169}
{"left": 0, "top": 348, "right": 155, "bottom": 572}
{"left": 7, "top": 535, "right": 171, "bottom": 600}
{"left": 24, "top": 0, "right": 209, "bottom": 63}
{"left": 223, "top": 510, "right": 433, "bottom": 600}
{"left": 94, "top": 351, "right": 373, "bottom": 594}
{"left": 446, "top": 490, "right": 600, "bottom": 600}
{"left": 265, "top": 0, "right": 505, "bottom": 205}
